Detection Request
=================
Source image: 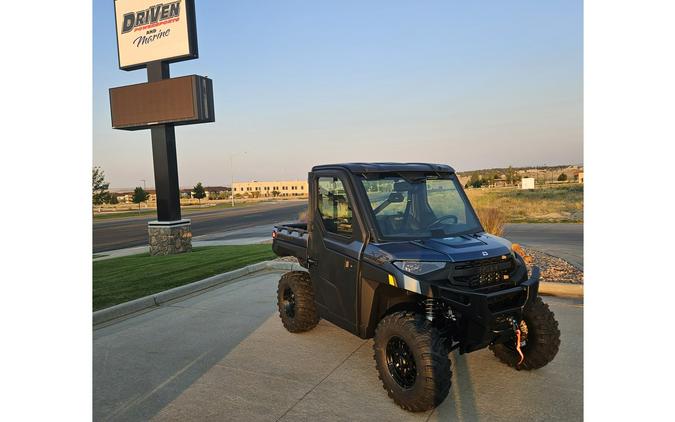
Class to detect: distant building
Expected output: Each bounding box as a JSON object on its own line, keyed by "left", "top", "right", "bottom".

{"left": 521, "top": 177, "right": 535, "bottom": 189}
{"left": 232, "top": 180, "right": 308, "bottom": 197}
{"left": 576, "top": 172, "right": 584, "bottom": 183}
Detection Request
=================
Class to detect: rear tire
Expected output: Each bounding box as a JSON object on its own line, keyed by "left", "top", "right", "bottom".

{"left": 373, "top": 311, "right": 451, "bottom": 412}
{"left": 490, "top": 296, "right": 561, "bottom": 369}
{"left": 276, "top": 271, "right": 319, "bottom": 333}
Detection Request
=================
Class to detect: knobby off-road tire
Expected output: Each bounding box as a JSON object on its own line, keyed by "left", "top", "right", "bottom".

{"left": 277, "top": 271, "right": 319, "bottom": 333}
{"left": 373, "top": 311, "right": 451, "bottom": 412}
{"left": 490, "top": 296, "right": 561, "bottom": 370}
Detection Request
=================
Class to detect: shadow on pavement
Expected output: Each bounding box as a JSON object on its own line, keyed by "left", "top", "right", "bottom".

{"left": 94, "top": 271, "right": 582, "bottom": 422}
{"left": 93, "top": 273, "right": 281, "bottom": 421}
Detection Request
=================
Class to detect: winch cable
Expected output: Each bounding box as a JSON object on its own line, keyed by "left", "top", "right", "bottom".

{"left": 512, "top": 319, "right": 525, "bottom": 367}
{"left": 516, "top": 328, "right": 525, "bottom": 366}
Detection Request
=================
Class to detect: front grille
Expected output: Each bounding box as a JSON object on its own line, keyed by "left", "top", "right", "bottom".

{"left": 450, "top": 255, "right": 514, "bottom": 289}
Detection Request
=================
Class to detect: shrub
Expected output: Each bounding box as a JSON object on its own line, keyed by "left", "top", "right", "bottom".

{"left": 475, "top": 207, "right": 506, "bottom": 236}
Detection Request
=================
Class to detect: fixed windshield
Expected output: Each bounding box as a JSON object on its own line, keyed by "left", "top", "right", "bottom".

{"left": 360, "top": 174, "right": 482, "bottom": 239}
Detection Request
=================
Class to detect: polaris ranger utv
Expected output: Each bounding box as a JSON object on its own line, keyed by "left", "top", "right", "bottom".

{"left": 272, "top": 163, "right": 560, "bottom": 412}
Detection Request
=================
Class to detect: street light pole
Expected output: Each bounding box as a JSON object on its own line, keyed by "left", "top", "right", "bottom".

{"left": 230, "top": 155, "right": 235, "bottom": 208}
{"left": 230, "top": 152, "right": 246, "bottom": 208}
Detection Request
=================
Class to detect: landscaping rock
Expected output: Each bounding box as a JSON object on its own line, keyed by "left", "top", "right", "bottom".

{"left": 522, "top": 247, "right": 583, "bottom": 284}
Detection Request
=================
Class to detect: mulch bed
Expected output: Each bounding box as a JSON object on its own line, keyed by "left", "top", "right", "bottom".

{"left": 521, "top": 247, "right": 584, "bottom": 284}
{"left": 274, "top": 256, "right": 298, "bottom": 263}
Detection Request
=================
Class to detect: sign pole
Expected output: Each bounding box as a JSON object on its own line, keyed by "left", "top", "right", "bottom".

{"left": 147, "top": 61, "right": 182, "bottom": 222}
{"left": 145, "top": 60, "right": 191, "bottom": 254}
{"left": 150, "top": 125, "right": 182, "bottom": 221}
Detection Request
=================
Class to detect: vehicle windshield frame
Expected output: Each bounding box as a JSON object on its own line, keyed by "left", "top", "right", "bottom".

{"left": 356, "top": 172, "right": 484, "bottom": 242}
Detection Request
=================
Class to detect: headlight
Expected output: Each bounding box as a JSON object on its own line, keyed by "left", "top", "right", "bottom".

{"left": 393, "top": 261, "right": 446, "bottom": 275}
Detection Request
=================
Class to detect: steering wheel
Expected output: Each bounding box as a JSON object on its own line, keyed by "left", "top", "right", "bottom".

{"left": 426, "top": 214, "right": 458, "bottom": 229}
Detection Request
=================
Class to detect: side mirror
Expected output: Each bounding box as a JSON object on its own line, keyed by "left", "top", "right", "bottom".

{"left": 393, "top": 181, "right": 411, "bottom": 192}
{"left": 388, "top": 192, "right": 404, "bottom": 203}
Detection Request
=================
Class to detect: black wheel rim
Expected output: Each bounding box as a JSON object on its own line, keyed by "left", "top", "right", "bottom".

{"left": 282, "top": 287, "right": 296, "bottom": 318}
{"left": 385, "top": 336, "right": 417, "bottom": 389}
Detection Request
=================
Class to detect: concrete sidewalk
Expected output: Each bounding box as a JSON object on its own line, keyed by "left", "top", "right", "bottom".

{"left": 94, "top": 272, "right": 583, "bottom": 422}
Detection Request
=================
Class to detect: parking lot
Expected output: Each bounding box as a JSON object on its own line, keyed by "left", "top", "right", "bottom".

{"left": 94, "top": 271, "right": 583, "bottom": 421}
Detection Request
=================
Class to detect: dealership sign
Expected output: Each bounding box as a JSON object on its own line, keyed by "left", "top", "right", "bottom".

{"left": 114, "top": 0, "right": 198, "bottom": 70}
{"left": 110, "top": 75, "right": 214, "bottom": 130}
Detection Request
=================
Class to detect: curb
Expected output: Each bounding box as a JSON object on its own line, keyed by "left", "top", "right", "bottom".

{"left": 93, "top": 260, "right": 305, "bottom": 326}
{"left": 539, "top": 282, "right": 583, "bottom": 299}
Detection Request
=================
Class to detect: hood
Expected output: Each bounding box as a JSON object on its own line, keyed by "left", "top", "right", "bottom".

{"left": 369, "top": 232, "right": 512, "bottom": 263}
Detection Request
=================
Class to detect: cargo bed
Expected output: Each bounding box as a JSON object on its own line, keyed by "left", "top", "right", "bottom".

{"left": 272, "top": 222, "right": 308, "bottom": 268}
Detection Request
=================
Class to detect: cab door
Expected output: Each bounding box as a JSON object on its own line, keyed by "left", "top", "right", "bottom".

{"left": 308, "top": 171, "right": 364, "bottom": 334}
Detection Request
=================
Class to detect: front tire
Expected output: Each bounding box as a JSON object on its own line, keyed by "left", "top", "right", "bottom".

{"left": 373, "top": 311, "right": 451, "bottom": 412}
{"left": 276, "top": 271, "right": 319, "bottom": 333}
{"left": 490, "top": 296, "right": 561, "bottom": 369}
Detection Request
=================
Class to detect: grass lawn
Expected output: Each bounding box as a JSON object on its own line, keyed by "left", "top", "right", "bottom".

{"left": 93, "top": 244, "right": 276, "bottom": 311}
{"left": 466, "top": 184, "right": 583, "bottom": 223}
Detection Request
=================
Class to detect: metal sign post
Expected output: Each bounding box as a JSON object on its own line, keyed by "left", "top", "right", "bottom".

{"left": 109, "top": 0, "right": 213, "bottom": 255}
{"left": 147, "top": 61, "right": 182, "bottom": 222}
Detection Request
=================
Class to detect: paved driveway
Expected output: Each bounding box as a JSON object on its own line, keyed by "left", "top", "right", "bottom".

{"left": 94, "top": 272, "right": 583, "bottom": 421}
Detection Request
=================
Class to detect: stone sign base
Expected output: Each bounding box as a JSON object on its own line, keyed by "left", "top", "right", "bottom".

{"left": 148, "top": 220, "right": 192, "bottom": 256}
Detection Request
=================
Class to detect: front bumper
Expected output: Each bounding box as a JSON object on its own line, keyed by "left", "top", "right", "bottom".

{"left": 437, "top": 266, "right": 540, "bottom": 353}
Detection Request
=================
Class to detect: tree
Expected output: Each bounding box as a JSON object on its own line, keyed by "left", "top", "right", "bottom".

{"left": 192, "top": 182, "right": 206, "bottom": 204}
{"left": 107, "top": 193, "right": 119, "bottom": 205}
{"left": 557, "top": 173, "right": 568, "bottom": 182}
{"left": 271, "top": 190, "right": 280, "bottom": 197}
{"left": 132, "top": 187, "right": 149, "bottom": 214}
{"left": 469, "top": 174, "right": 488, "bottom": 189}
{"left": 506, "top": 166, "right": 515, "bottom": 184}
{"left": 92, "top": 167, "right": 110, "bottom": 206}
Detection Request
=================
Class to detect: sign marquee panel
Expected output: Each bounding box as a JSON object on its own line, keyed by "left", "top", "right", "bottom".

{"left": 114, "top": 0, "right": 198, "bottom": 70}
{"left": 109, "top": 75, "right": 214, "bottom": 130}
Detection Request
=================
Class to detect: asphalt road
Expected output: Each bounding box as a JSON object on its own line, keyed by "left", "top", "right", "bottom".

{"left": 503, "top": 223, "right": 583, "bottom": 270}
{"left": 94, "top": 204, "right": 584, "bottom": 272}
{"left": 93, "top": 201, "right": 307, "bottom": 253}
{"left": 94, "top": 271, "right": 583, "bottom": 422}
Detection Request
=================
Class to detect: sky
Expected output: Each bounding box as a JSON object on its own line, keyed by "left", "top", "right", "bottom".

{"left": 93, "top": 0, "right": 582, "bottom": 189}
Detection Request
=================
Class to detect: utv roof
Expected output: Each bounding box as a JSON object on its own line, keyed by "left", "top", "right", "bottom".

{"left": 311, "top": 163, "right": 455, "bottom": 174}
